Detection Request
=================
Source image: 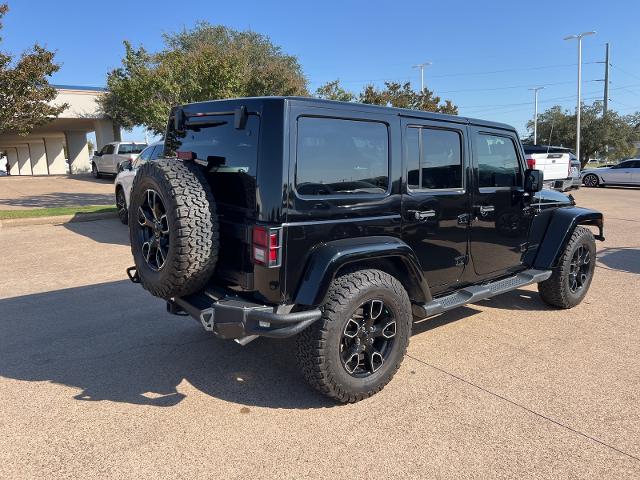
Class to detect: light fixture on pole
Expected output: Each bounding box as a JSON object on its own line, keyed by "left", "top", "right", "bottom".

{"left": 412, "top": 62, "right": 432, "bottom": 92}
{"left": 529, "top": 86, "right": 545, "bottom": 145}
{"left": 564, "top": 31, "right": 596, "bottom": 162}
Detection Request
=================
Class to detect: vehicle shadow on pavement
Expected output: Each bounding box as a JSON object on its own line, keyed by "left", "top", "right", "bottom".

{"left": 597, "top": 247, "right": 640, "bottom": 275}
{"left": 63, "top": 218, "right": 130, "bottom": 246}
{"left": 0, "top": 280, "right": 333, "bottom": 409}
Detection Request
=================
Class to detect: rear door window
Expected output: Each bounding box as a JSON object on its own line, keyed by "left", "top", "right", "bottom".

{"left": 406, "top": 126, "right": 463, "bottom": 190}
{"left": 295, "top": 117, "right": 389, "bottom": 196}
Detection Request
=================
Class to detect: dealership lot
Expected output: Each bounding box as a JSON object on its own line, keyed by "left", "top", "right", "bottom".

{"left": 0, "top": 187, "right": 638, "bottom": 479}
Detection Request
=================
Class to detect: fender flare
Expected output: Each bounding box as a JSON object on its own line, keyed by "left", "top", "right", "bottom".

{"left": 528, "top": 206, "right": 604, "bottom": 269}
{"left": 293, "top": 236, "right": 431, "bottom": 306}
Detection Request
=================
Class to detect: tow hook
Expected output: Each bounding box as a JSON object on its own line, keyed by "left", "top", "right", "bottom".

{"left": 126, "top": 266, "right": 140, "bottom": 284}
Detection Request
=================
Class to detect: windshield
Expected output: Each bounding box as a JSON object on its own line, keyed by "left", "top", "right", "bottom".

{"left": 118, "top": 143, "right": 147, "bottom": 154}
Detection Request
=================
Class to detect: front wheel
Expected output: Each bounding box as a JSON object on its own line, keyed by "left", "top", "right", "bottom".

{"left": 115, "top": 187, "right": 128, "bottom": 225}
{"left": 91, "top": 163, "right": 101, "bottom": 179}
{"left": 583, "top": 174, "right": 599, "bottom": 187}
{"left": 538, "top": 226, "right": 596, "bottom": 309}
{"left": 296, "top": 269, "right": 412, "bottom": 403}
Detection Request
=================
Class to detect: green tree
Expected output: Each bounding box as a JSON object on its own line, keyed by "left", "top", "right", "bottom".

{"left": 0, "top": 3, "right": 67, "bottom": 135}
{"left": 359, "top": 81, "right": 458, "bottom": 114}
{"left": 527, "top": 102, "right": 639, "bottom": 166}
{"left": 315, "top": 79, "right": 355, "bottom": 102}
{"left": 101, "top": 23, "right": 308, "bottom": 134}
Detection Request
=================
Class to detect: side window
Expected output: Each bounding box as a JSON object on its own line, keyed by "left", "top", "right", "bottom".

{"left": 104, "top": 144, "right": 115, "bottom": 155}
{"left": 475, "top": 134, "right": 522, "bottom": 188}
{"left": 406, "top": 126, "right": 463, "bottom": 190}
{"left": 296, "top": 117, "right": 389, "bottom": 196}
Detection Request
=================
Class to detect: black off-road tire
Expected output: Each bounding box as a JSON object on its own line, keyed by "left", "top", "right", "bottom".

{"left": 129, "top": 159, "right": 219, "bottom": 299}
{"left": 538, "top": 226, "right": 596, "bottom": 309}
{"left": 296, "top": 269, "right": 412, "bottom": 403}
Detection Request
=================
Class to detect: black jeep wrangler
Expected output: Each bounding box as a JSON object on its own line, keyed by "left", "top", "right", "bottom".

{"left": 126, "top": 97, "right": 604, "bottom": 402}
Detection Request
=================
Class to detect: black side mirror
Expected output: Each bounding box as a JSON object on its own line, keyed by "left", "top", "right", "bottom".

{"left": 524, "top": 169, "right": 544, "bottom": 192}
{"left": 94, "top": 151, "right": 102, "bottom": 156}
{"left": 173, "top": 107, "right": 186, "bottom": 132}
{"left": 118, "top": 160, "right": 132, "bottom": 173}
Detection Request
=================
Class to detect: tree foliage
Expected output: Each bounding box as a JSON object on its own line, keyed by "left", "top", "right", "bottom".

{"left": 526, "top": 101, "right": 639, "bottom": 166}
{"left": 315, "top": 79, "right": 458, "bottom": 114}
{"left": 0, "top": 3, "right": 66, "bottom": 135}
{"left": 101, "top": 23, "right": 308, "bottom": 134}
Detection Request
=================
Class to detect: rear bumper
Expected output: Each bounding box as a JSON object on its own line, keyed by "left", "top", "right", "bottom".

{"left": 167, "top": 290, "right": 322, "bottom": 340}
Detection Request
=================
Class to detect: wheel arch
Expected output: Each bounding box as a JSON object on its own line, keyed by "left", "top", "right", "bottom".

{"left": 293, "top": 236, "right": 432, "bottom": 306}
{"left": 526, "top": 206, "right": 604, "bottom": 269}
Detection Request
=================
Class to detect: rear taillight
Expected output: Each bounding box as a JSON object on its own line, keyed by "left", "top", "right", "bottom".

{"left": 526, "top": 156, "right": 536, "bottom": 169}
{"left": 252, "top": 226, "right": 282, "bottom": 268}
{"left": 568, "top": 161, "right": 572, "bottom": 176}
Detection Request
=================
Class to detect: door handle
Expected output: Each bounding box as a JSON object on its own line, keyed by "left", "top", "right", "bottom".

{"left": 409, "top": 209, "right": 436, "bottom": 221}
{"left": 477, "top": 205, "right": 495, "bottom": 216}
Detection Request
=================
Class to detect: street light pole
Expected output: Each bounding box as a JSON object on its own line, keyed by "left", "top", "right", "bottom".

{"left": 412, "top": 62, "right": 432, "bottom": 92}
{"left": 564, "top": 31, "right": 596, "bottom": 163}
{"left": 529, "top": 86, "right": 545, "bottom": 145}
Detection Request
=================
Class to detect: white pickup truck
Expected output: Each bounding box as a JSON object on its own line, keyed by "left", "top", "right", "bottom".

{"left": 523, "top": 145, "right": 578, "bottom": 191}
{"left": 91, "top": 141, "right": 147, "bottom": 178}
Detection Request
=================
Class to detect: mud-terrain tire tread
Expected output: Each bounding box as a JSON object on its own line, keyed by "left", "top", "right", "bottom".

{"left": 296, "top": 269, "right": 412, "bottom": 403}
{"left": 129, "top": 159, "right": 219, "bottom": 299}
{"left": 538, "top": 226, "right": 595, "bottom": 309}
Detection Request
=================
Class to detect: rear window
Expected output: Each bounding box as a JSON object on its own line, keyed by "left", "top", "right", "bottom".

{"left": 118, "top": 143, "right": 146, "bottom": 154}
{"left": 295, "top": 117, "right": 389, "bottom": 196}
{"left": 165, "top": 114, "right": 259, "bottom": 175}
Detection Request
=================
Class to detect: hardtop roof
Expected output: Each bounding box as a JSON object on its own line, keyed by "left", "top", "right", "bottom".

{"left": 178, "top": 96, "right": 516, "bottom": 132}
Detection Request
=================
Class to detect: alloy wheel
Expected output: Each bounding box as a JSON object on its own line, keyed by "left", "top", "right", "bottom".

{"left": 584, "top": 175, "right": 598, "bottom": 187}
{"left": 340, "top": 299, "right": 397, "bottom": 377}
{"left": 116, "top": 190, "right": 127, "bottom": 219}
{"left": 568, "top": 244, "right": 591, "bottom": 293}
{"left": 137, "top": 189, "right": 169, "bottom": 271}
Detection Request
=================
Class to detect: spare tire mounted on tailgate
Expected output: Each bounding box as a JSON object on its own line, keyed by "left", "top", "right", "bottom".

{"left": 129, "top": 159, "right": 219, "bottom": 299}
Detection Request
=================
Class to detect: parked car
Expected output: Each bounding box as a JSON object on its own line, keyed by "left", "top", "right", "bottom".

{"left": 125, "top": 97, "right": 604, "bottom": 403}
{"left": 523, "top": 145, "right": 574, "bottom": 191}
{"left": 91, "top": 141, "right": 147, "bottom": 178}
{"left": 581, "top": 159, "right": 640, "bottom": 187}
{"left": 114, "top": 141, "right": 164, "bottom": 224}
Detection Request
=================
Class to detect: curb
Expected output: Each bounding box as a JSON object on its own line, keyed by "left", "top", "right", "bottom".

{"left": 0, "top": 211, "right": 118, "bottom": 228}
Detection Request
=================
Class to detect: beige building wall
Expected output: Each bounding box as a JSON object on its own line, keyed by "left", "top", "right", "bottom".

{"left": 16, "top": 145, "right": 31, "bottom": 176}
{"left": 45, "top": 137, "right": 67, "bottom": 175}
{"left": 65, "top": 131, "right": 90, "bottom": 174}
{"left": 6, "top": 148, "right": 19, "bottom": 175}
{"left": 28, "top": 141, "right": 48, "bottom": 175}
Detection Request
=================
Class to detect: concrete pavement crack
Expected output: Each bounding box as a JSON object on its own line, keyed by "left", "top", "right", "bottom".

{"left": 406, "top": 353, "right": 640, "bottom": 463}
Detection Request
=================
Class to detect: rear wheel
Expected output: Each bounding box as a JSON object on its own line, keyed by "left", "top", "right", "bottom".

{"left": 538, "top": 226, "right": 596, "bottom": 309}
{"left": 583, "top": 174, "right": 599, "bottom": 187}
{"left": 296, "top": 269, "right": 412, "bottom": 403}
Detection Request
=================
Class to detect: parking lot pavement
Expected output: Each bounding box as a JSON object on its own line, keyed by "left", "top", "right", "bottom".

{"left": 0, "top": 175, "right": 114, "bottom": 210}
{"left": 0, "top": 188, "right": 639, "bottom": 479}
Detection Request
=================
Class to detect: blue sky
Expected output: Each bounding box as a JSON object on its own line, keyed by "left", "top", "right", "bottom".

{"left": 2, "top": 0, "right": 639, "bottom": 141}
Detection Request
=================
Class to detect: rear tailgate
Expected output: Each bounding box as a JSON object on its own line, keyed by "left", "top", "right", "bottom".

{"left": 528, "top": 152, "right": 571, "bottom": 181}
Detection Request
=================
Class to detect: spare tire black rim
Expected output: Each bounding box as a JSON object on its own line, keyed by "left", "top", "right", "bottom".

{"left": 340, "top": 299, "right": 396, "bottom": 377}
{"left": 568, "top": 244, "right": 590, "bottom": 293}
{"left": 137, "top": 189, "right": 169, "bottom": 271}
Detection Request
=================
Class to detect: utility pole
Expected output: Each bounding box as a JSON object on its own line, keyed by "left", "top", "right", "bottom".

{"left": 603, "top": 42, "right": 610, "bottom": 115}
{"left": 412, "top": 62, "right": 432, "bottom": 92}
{"left": 564, "top": 31, "right": 596, "bottom": 163}
{"left": 529, "top": 86, "right": 545, "bottom": 145}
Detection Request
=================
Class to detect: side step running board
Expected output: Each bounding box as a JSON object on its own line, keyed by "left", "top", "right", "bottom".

{"left": 413, "top": 269, "right": 552, "bottom": 319}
